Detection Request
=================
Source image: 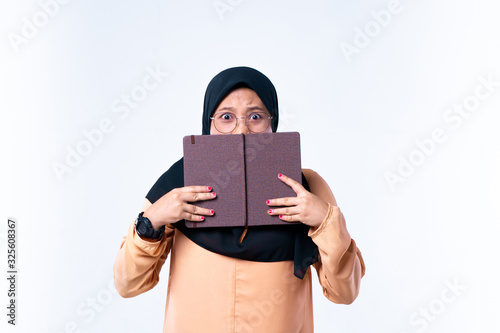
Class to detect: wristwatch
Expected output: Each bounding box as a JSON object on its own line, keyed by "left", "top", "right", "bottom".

{"left": 135, "top": 212, "right": 165, "bottom": 241}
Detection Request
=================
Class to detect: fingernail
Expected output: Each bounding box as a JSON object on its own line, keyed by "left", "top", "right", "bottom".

{"left": 210, "top": 209, "right": 214, "bottom": 214}
{"left": 200, "top": 216, "right": 204, "bottom": 220}
{"left": 279, "top": 215, "right": 283, "bottom": 218}
{"left": 207, "top": 186, "right": 212, "bottom": 191}
{"left": 268, "top": 209, "right": 273, "bottom": 214}
{"left": 211, "top": 192, "right": 216, "bottom": 197}
{"left": 266, "top": 200, "right": 270, "bottom": 205}
{"left": 278, "top": 173, "right": 283, "bottom": 178}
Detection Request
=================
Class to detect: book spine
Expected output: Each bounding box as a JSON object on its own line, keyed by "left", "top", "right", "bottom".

{"left": 239, "top": 134, "right": 248, "bottom": 243}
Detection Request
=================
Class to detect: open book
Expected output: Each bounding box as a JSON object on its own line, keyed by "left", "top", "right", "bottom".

{"left": 183, "top": 132, "right": 302, "bottom": 228}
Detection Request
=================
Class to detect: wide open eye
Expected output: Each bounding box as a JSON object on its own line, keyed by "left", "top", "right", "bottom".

{"left": 249, "top": 113, "right": 262, "bottom": 121}
{"left": 216, "top": 113, "right": 235, "bottom": 122}
{"left": 248, "top": 112, "right": 268, "bottom": 122}
{"left": 246, "top": 112, "right": 271, "bottom": 133}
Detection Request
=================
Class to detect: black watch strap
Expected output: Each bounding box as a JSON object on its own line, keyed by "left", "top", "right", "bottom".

{"left": 135, "top": 212, "right": 165, "bottom": 241}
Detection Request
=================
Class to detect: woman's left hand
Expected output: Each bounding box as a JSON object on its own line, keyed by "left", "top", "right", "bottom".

{"left": 266, "top": 173, "right": 329, "bottom": 228}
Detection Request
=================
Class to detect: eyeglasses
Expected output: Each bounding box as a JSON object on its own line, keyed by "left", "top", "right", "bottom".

{"left": 210, "top": 112, "right": 273, "bottom": 133}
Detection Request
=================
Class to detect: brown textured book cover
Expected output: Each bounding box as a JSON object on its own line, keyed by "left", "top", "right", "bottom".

{"left": 244, "top": 132, "right": 301, "bottom": 226}
{"left": 183, "top": 132, "right": 301, "bottom": 228}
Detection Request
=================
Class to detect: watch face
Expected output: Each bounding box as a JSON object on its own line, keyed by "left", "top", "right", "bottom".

{"left": 137, "top": 220, "right": 149, "bottom": 236}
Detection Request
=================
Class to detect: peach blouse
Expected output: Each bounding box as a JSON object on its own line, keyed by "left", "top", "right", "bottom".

{"left": 113, "top": 169, "right": 365, "bottom": 332}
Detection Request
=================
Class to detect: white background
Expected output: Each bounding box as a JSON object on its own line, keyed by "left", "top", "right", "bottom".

{"left": 1, "top": 0, "right": 499, "bottom": 332}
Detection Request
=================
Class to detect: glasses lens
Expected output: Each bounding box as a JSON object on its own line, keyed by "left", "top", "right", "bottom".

{"left": 247, "top": 112, "right": 271, "bottom": 133}
{"left": 212, "top": 112, "right": 271, "bottom": 133}
{"left": 213, "top": 113, "right": 237, "bottom": 133}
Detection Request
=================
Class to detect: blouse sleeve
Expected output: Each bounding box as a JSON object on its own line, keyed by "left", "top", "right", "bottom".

{"left": 303, "top": 169, "right": 366, "bottom": 304}
{"left": 309, "top": 203, "right": 365, "bottom": 304}
{"left": 113, "top": 219, "right": 175, "bottom": 298}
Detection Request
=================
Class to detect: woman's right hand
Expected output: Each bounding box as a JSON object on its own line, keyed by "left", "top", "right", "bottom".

{"left": 143, "top": 186, "right": 216, "bottom": 230}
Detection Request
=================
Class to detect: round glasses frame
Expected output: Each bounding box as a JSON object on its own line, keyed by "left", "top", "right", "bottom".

{"left": 210, "top": 112, "right": 273, "bottom": 133}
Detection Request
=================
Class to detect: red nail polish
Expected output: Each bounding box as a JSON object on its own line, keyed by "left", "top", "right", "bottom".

{"left": 268, "top": 209, "right": 273, "bottom": 214}
{"left": 278, "top": 173, "right": 283, "bottom": 178}
{"left": 211, "top": 192, "right": 216, "bottom": 197}
{"left": 279, "top": 215, "right": 283, "bottom": 218}
{"left": 266, "top": 200, "right": 270, "bottom": 205}
{"left": 200, "top": 216, "right": 204, "bottom": 220}
{"left": 207, "top": 186, "right": 212, "bottom": 191}
{"left": 210, "top": 209, "right": 214, "bottom": 214}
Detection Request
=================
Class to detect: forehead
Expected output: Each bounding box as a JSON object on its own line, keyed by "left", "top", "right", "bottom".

{"left": 215, "top": 87, "right": 268, "bottom": 112}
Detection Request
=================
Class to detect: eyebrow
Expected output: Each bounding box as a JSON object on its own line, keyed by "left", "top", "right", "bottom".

{"left": 216, "top": 106, "right": 267, "bottom": 112}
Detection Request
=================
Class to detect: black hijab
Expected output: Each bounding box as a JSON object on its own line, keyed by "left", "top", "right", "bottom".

{"left": 146, "top": 66, "right": 318, "bottom": 279}
{"left": 202, "top": 66, "right": 279, "bottom": 135}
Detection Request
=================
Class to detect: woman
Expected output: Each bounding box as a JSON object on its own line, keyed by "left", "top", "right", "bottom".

{"left": 113, "top": 66, "right": 365, "bottom": 332}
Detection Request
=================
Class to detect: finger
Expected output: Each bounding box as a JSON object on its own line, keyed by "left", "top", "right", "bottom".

{"left": 177, "top": 185, "right": 214, "bottom": 193}
{"left": 182, "top": 211, "right": 207, "bottom": 222}
{"left": 266, "top": 196, "right": 300, "bottom": 207}
{"left": 181, "top": 191, "right": 217, "bottom": 203}
{"left": 185, "top": 203, "right": 215, "bottom": 217}
{"left": 277, "top": 173, "right": 306, "bottom": 194}
{"left": 277, "top": 213, "right": 301, "bottom": 223}
{"left": 267, "top": 206, "right": 300, "bottom": 216}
